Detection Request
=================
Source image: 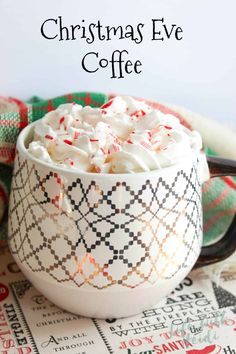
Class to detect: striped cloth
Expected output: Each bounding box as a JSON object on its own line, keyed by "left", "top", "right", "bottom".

{"left": 0, "top": 92, "right": 235, "bottom": 246}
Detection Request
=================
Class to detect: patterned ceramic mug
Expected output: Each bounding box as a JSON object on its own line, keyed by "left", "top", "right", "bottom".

{"left": 8, "top": 122, "right": 236, "bottom": 318}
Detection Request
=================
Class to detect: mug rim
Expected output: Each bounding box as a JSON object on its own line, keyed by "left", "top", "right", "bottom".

{"left": 16, "top": 120, "right": 200, "bottom": 179}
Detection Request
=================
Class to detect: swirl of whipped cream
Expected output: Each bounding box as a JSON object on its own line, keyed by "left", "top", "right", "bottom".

{"left": 28, "top": 96, "right": 202, "bottom": 173}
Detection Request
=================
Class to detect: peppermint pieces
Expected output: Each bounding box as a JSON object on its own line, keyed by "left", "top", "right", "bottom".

{"left": 28, "top": 96, "right": 202, "bottom": 173}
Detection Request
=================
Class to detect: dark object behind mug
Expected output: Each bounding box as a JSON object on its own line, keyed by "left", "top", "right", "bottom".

{"left": 195, "top": 156, "right": 236, "bottom": 268}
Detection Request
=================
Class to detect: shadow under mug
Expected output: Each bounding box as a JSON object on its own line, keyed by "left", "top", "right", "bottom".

{"left": 8, "top": 122, "right": 236, "bottom": 318}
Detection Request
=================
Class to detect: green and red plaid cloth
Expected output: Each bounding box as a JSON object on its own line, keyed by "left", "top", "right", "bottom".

{"left": 0, "top": 92, "right": 235, "bottom": 245}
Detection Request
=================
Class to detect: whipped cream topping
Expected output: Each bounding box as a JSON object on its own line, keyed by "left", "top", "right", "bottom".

{"left": 28, "top": 96, "right": 202, "bottom": 173}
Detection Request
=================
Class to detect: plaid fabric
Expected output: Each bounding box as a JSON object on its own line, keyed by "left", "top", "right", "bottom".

{"left": 202, "top": 148, "right": 236, "bottom": 244}
{"left": 0, "top": 92, "right": 235, "bottom": 246}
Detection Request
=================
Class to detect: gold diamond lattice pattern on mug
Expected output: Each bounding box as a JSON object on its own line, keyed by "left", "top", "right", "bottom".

{"left": 9, "top": 152, "right": 202, "bottom": 289}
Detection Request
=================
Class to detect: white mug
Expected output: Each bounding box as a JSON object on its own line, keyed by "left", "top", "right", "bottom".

{"left": 8, "top": 121, "right": 236, "bottom": 318}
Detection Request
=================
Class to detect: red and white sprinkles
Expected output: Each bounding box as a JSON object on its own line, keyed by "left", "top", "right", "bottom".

{"left": 28, "top": 96, "right": 202, "bottom": 173}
